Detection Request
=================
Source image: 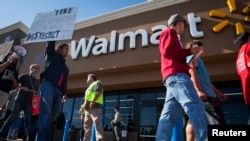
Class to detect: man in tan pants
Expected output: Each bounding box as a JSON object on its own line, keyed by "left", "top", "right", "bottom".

{"left": 83, "top": 74, "right": 104, "bottom": 141}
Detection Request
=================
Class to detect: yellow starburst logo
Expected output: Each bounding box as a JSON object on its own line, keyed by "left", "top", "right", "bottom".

{"left": 209, "top": 0, "right": 250, "bottom": 35}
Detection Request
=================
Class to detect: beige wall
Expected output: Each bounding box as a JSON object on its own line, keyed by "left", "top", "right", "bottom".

{"left": 19, "top": 0, "right": 250, "bottom": 94}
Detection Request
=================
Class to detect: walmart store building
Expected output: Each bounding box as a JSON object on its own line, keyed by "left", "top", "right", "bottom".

{"left": 1, "top": 0, "right": 250, "bottom": 140}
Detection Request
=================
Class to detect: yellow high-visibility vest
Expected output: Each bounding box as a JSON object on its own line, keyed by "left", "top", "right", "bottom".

{"left": 85, "top": 80, "right": 103, "bottom": 104}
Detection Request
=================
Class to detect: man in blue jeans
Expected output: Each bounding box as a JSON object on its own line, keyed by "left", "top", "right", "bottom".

{"left": 36, "top": 41, "right": 69, "bottom": 141}
{"left": 156, "top": 14, "right": 208, "bottom": 141}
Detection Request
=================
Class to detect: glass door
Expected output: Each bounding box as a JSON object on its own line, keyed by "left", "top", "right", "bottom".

{"left": 139, "top": 105, "right": 157, "bottom": 141}
{"left": 138, "top": 89, "right": 165, "bottom": 141}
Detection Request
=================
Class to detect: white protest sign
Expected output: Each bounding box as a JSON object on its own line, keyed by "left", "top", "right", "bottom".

{"left": 25, "top": 7, "right": 78, "bottom": 43}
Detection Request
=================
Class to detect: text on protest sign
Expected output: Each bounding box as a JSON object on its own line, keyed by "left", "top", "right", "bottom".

{"left": 25, "top": 7, "right": 78, "bottom": 43}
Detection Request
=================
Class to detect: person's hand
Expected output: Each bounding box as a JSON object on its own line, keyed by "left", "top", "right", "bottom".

{"left": 7, "top": 55, "right": 17, "bottom": 64}
{"left": 188, "top": 58, "right": 198, "bottom": 68}
{"left": 80, "top": 114, "right": 84, "bottom": 121}
{"left": 111, "top": 120, "right": 115, "bottom": 125}
{"left": 217, "top": 93, "right": 227, "bottom": 101}
{"left": 197, "top": 91, "right": 208, "bottom": 101}
{"left": 62, "top": 94, "right": 67, "bottom": 103}
{"left": 89, "top": 102, "right": 95, "bottom": 109}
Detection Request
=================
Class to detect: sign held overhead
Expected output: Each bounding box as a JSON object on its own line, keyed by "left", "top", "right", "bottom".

{"left": 25, "top": 7, "right": 78, "bottom": 44}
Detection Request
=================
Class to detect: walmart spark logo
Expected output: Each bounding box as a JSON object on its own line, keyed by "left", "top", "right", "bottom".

{"left": 209, "top": 0, "right": 250, "bottom": 35}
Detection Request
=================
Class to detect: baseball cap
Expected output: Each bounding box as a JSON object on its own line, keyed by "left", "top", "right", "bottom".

{"left": 168, "top": 14, "right": 187, "bottom": 26}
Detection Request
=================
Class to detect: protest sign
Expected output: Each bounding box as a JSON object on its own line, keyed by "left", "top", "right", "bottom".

{"left": 25, "top": 7, "right": 78, "bottom": 43}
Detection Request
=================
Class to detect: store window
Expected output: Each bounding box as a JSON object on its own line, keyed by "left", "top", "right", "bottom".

{"left": 103, "top": 91, "right": 136, "bottom": 132}
{"left": 61, "top": 96, "right": 83, "bottom": 129}
{"left": 139, "top": 107, "right": 156, "bottom": 136}
{"left": 156, "top": 89, "right": 165, "bottom": 100}
{"left": 71, "top": 97, "right": 83, "bottom": 128}
{"left": 139, "top": 89, "right": 156, "bottom": 101}
{"left": 219, "top": 86, "right": 249, "bottom": 124}
{"left": 62, "top": 98, "right": 74, "bottom": 120}
{"left": 119, "top": 91, "right": 136, "bottom": 132}
{"left": 104, "top": 94, "right": 118, "bottom": 131}
{"left": 139, "top": 89, "right": 163, "bottom": 141}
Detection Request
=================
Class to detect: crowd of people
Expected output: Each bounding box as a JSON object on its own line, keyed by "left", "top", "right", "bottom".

{"left": 0, "top": 63, "right": 40, "bottom": 141}
{"left": 156, "top": 14, "right": 208, "bottom": 141}
{"left": 0, "top": 40, "right": 70, "bottom": 141}
{"left": 0, "top": 40, "right": 106, "bottom": 141}
{"left": 156, "top": 13, "right": 250, "bottom": 141}
{"left": 0, "top": 12, "right": 250, "bottom": 141}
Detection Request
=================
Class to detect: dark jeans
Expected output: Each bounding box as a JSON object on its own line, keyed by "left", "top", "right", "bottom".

{"left": 27, "top": 120, "right": 38, "bottom": 140}
{"left": 185, "top": 97, "right": 226, "bottom": 125}
{"left": 36, "top": 80, "right": 62, "bottom": 141}
{"left": 203, "top": 97, "right": 226, "bottom": 125}
{"left": 113, "top": 124, "right": 121, "bottom": 141}
{"left": 0, "top": 99, "right": 32, "bottom": 137}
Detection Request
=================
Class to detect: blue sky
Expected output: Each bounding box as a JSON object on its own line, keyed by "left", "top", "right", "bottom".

{"left": 0, "top": 0, "right": 147, "bottom": 29}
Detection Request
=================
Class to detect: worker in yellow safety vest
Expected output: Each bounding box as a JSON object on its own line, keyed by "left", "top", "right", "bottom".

{"left": 82, "top": 74, "right": 104, "bottom": 141}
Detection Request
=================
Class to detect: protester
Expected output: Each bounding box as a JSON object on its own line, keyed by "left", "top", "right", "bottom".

{"left": 0, "top": 64, "right": 40, "bottom": 141}
{"left": 0, "top": 52, "right": 19, "bottom": 140}
{"left": 112, "top": 107, "right": 121, "bottom": 141}
{"left": 155, "top": 14, "right": 208, "bottom": 141}
{"left": 234, "top": 32, "right": 250, "bottom": 124}
{"left": 37, "top": 41, "right": 69, "bottom": 141}
{"left": 185, "top": 40, "right": 227, "bottom": 141}
{"left": 0, "top": 52, "right": 19, "bottom": 111}
{"left": 83, "top": 74, "right": 104, "bottom": 141}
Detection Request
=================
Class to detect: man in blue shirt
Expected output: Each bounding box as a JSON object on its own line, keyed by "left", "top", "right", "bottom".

{"left": 185, "top": 40, "right": 227, "bottom": 141}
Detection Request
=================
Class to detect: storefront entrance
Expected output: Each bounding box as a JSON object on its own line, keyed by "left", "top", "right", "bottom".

{"left": 138, "top": 90, "right": 165, "bottom": 141}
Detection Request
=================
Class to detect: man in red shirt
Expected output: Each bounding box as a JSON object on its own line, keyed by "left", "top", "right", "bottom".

{"left": 234, "top": 32, "right": 250, "bottom": 124}
{"left": 156, "top": 14, "right": 208, "bottom": 141}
